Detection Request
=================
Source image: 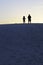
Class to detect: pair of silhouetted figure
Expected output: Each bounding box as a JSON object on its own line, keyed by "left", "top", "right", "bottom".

{"left": 23, "top": 14, "right": 31, "bottom": 23}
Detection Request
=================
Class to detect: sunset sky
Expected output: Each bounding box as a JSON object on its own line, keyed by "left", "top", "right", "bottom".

{"left": 0, "top": 0, "right": 43, "bottom": 24}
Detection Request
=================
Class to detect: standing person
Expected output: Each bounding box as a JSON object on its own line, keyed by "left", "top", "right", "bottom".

{"left": 23, "top": 16, "right": 26, "bottom": 23}
{"left": 28, "top": 14, "right": 31, "bottom": 23}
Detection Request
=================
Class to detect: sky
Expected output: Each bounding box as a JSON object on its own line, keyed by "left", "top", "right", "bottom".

{"left": 0, "top": 0, "right": 43, "bottom": 24}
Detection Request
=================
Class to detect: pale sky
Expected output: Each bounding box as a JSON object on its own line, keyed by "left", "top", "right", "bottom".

{"left": 0, "top": 0, "right": 43, "bottom": 24}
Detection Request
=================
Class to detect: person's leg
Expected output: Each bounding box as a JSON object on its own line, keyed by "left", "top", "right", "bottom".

{"left": 30, "top": 19, "right": 31, "bottom": 23}
{"left": 28, "top": 20, "right": 29, "bottom": 24}
{"left": 30, "top": 20, "right": 31, "bottom": 23}
{"left": 23, "top": 19, "right": 25, "bottom": 23}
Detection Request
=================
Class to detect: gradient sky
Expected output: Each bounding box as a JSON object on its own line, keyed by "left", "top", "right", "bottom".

{"left": 0, "top": 0, "right": 43, "bottom": 24}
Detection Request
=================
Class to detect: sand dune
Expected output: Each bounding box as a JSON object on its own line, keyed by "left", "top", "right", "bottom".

{"left": 0, "top": 24, "right": 43, "bottom": 65}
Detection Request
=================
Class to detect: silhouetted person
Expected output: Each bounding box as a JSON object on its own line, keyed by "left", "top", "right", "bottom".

{"left": 28, "top": 14, "right": 31, "bottom": 23}
{"left": 23, "top": 16, "right": 26, "bottom": 23}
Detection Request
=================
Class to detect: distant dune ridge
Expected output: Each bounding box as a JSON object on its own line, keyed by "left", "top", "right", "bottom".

{"left": 0, "top": 24, "right": 43, "bottom": 65}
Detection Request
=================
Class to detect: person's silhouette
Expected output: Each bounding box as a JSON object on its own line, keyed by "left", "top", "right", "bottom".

{"left": 28, "top": 14, "right": 31, "bottom": 23}
{"left": 23, "top": 16, "right": 26, "bottom": 23}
